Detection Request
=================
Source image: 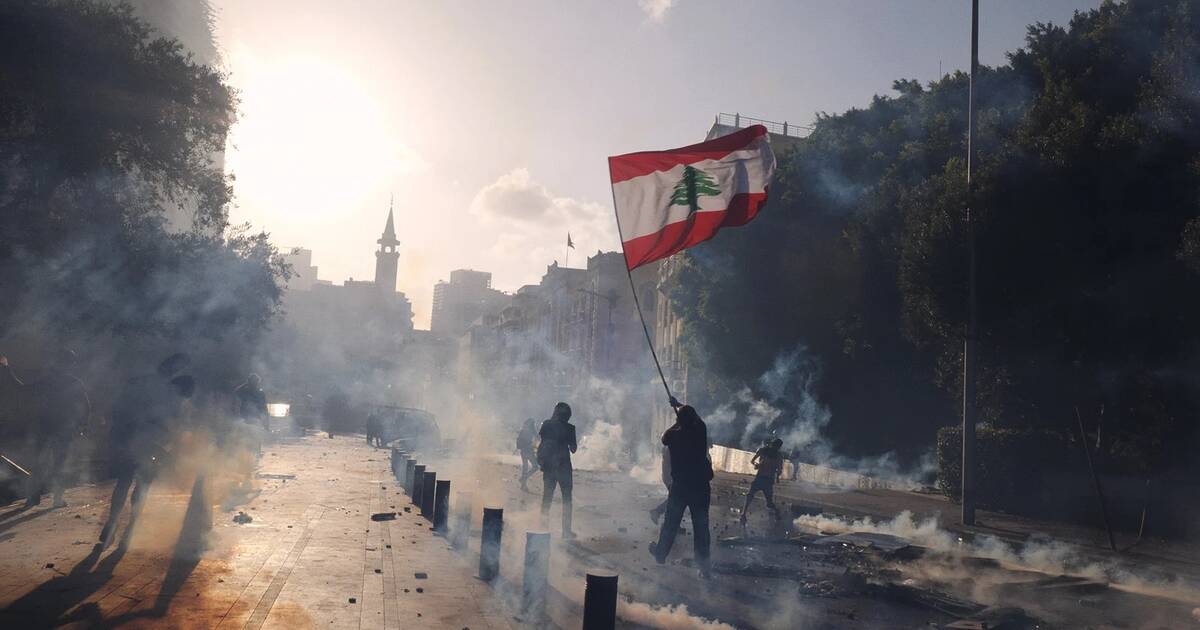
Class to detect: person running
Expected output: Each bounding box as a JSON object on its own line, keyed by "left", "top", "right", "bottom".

{"left": 649, "top": 398, "right": 713, "bottom": 579}
{"left": 99, "top": 353, "right": 193, "bottom": 550}
{"left": 516, "top": 418, "right": 538, "bottom": 491}
{"left": 537, "top": 402, "right": 576, "bottom": 539}
{"left": 740, "top": 438, "right": 785, "bottom": 525}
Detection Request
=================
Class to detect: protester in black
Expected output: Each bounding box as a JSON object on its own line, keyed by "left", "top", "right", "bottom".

{"left": 10, "top": 351, "right": 90, "bottom": 508}
{"left": 537, "top": 402, "right": 576, "bottom": 538}
{"left": 741, "top": 438, "right": 784, "bottom": 524}
{"left": 516, "top": 417, "right": 538, "bottom": 491}
{"left": 99, "top": 353, "right": 193, "bottom": 549}
{"left": 649, "top": 399, "right": 713, "bottom": 578}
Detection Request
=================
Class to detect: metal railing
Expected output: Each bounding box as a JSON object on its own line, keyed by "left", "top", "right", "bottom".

{"left": 716, "top": 112, "right": 812, "bottom": 138}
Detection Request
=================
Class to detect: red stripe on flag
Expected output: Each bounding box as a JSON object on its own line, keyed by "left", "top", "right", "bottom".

{"left": 621, "top": 191, "right": 768, "bottom": 270}
{"left": 608, "top": 125, "right": 768, "bottom": 183}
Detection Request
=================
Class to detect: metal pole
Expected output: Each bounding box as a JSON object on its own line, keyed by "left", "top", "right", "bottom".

{"left": 582, "top": 573, "right": 619, "bottom": 630}
{"left": 479, "top": 507, "right": 504, "bottom": 581}
{"left": 433, "top": 480, "right": 451, "bottom": 533}
{"left": 411, "top": 464, "right": 425, "bottom": 506}
{"left": 420, "top": 471, "right": 437, "bottom": 520}
{"left": 961, "top": 0, "right": 980, "bottom": 527}
{"left": 452, "top": 492, "right": 473, "bottom": 550}
{"left": 521, "top": 531, "right": 551, "bottom": 621}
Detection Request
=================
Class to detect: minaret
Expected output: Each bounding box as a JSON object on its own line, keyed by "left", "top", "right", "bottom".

{"left": 374, "top": 197, "right": 400, "bottom": 294}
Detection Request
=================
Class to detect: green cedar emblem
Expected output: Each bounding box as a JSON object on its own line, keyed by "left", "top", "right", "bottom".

{"left": 669, "top": 165, "right": 720, "bottom": 215}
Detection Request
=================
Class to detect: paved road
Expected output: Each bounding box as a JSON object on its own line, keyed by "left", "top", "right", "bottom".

{"left": 0, "top": 435, "right": 512, "bottom": 629}
{"left": 421, "top": 452, "right": 1200, "bottom": 629}
{"left": 2, "top": 434, "right": 1197, "bottom": 629}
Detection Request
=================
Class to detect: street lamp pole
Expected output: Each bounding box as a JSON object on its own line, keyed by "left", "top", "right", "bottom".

{"left": 962, "top": 0, "right": 980, "bottom": 526}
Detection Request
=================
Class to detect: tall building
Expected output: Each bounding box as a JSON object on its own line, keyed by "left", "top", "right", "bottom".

{"left": 282, "top": 248, "right": 331, "bottom": 293}
{"left": 271, "top": 207, "right": 414, "bottom": 397}
{"left": 430, "top": 270, "right": 509, "bottom": 336}
{"left": 375, "top": 204, "right": 400, "bottom": 293}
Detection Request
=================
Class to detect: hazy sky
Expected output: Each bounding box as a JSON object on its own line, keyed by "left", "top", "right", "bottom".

{"left": 214, "top": 0, "right": 1100, "bottom": 328}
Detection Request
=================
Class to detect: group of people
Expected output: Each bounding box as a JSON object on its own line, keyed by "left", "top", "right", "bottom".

{"left": 1, "top": 350, "right": 272, "bottom": 549}
{"left": 519, "top": 396, "right": 791, "bottom": 580}
{"left": 517, "top": 397, "right": 711, "bottom": 578}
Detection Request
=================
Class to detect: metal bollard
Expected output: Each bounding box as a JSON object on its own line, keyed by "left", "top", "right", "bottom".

{"left": 396, "top": 456, "right": 410, "bottom": 487}
{"left": 420, "top": 471, "right": 437, "bottom": 520}
{"left": 451, "top": 492, "right": 473, "bottom": 550}
{"left": 521, "top": 531, "right": 551, "bottom": 621}
{"left": 582, "top": 573, "right": 618, "bottom": 630}
{"left": 478, "top": 507, "right": 504, "bottom": 581}
{"left": 411, "top": 464, "right": 425, "bottom": 506}
{"left": 389, "top": 448, "right": 399, "bottom": 478}
{"left": 405, "top": 460, "right": 417, "bottom": 494}
{"left": 433, "top": 480, "right": 451, "bottom": 533}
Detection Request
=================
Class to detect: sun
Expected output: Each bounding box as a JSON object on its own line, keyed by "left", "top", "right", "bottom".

{"left": 224, "top": 54, "right": 421, "bottom": 232}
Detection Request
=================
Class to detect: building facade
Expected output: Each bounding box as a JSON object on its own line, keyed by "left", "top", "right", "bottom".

{"left": 271, "top": 208, "right": 414, "bottom": 399}
{"left": 430, "top": 269, "right": 509, "bottom": 337}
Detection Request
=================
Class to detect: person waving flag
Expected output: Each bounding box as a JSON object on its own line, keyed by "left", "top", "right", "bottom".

{"left": 608, "top": 125, "right": 776, "bottom": 270}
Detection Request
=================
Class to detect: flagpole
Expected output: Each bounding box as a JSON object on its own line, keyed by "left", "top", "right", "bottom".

{"left": 961, "top": 0, "right": 980, "bottom": 527}
{"left": 608, "top": 164, "right": 673, "bottom": 403}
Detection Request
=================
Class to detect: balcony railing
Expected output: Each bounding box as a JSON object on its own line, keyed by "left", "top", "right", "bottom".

{"left": 716, "top": 112, "right": 811, "bottom": 138}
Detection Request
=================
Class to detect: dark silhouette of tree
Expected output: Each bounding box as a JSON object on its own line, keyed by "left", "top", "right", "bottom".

{"left": 673, "top": 0, "right": 1200, "bottom": 474}
{"left": 0, "top": 1, "right": 286, "bottom": 383}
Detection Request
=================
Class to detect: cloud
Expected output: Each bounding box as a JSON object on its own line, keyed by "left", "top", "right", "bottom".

{"left": 469, "top": 168, "right": 619, "bottom": 286}
{"left": 470, "top": 168, "right": 605, "bottom": 226}
{"left": 638, "top": 0, "right": 676, "bottom": 22}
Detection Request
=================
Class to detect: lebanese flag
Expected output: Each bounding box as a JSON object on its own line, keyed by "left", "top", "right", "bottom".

{"left": 608, "top": 125, "right": 775, "bottom": 270}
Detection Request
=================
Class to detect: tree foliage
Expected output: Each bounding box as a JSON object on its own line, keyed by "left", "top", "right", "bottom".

{"left": 674, "top": 0, "right": 1200, "bottom": 472}
{"left": 0, "top": 0, "right": 287, "bottom": 376}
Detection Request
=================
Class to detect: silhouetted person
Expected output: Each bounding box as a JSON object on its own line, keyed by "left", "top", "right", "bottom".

{"left": 789, "top": 448, "right": 802, "bottom": 481}
{"left": 235, "top": 373, "right": 268, "bottom": 431}
{"left": 15, "top": 350, "right": 91, "bottom": 508}
{"left": 649, "top": 399, "right": 713, "bottom": 578}
{"left": 741, "top": 438, "right": 784, "bottom": 525}
{"left": 538, "top": 402, "right": 576, "bottom": 538}
{"left": 99, "top": 353, "right": 193, "bottom": 550}
{"left": 516, "top": 417, "right": 538, "bottom": 491}
{"left": 365, "top": 412, "right": 384, "bottom": 447}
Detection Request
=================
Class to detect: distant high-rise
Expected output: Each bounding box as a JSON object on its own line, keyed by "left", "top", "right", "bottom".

{"left": 431, "top": 270, "right": 508, "bottom": 336}
{"left": 375, "top": 203, "right": 400, "bottom": 294}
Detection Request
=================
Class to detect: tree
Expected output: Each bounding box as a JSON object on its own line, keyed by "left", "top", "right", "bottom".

{"left": 669, "top": 165, "right": 721, "bottom": 214}
{"left": 0, "top": 0, "right": 286, "bottom": 385}
{"left": 672, "top": 0, "right": 1200, "bottom": 474}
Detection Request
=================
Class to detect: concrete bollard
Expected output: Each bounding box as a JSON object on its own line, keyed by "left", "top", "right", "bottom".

{"left": 411, "top": 464, "right": 426, "bottom": 506}
{"left": 433, "top": 480, "right": 451, "bottom": 533}
{"left": 582, "top": 573, "right": 618, "bottom": 630}
{"left": 451, "top": 492, "right": 473, "bottom": 550}
{"left": 420, "top": 471, "right": 437, "bottom": 520}
{"left": 521, "top": 531, "right": 551, "bottom": 621}
{"left": 405, "top": 460, "right": 417, "bottom": 494}
{"left": 479, "top": 507, "right": 504, "bottom": 581}
{"left": 389, "top": 448, "right": 400, "bottom": 478}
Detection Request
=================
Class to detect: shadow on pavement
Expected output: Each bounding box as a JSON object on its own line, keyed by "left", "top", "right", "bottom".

{"left": 0, "top": 476, "right": 212, "bottom": 628}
